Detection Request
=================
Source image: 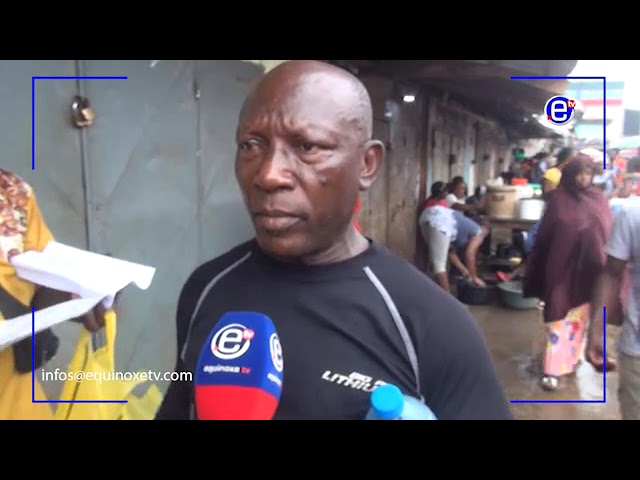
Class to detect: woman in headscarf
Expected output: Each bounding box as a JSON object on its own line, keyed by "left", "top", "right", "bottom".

{"left": 497, "top": 148, "right": 571, "bottom": 283}
{"left": 0, "top": 169, "right": 104, "bottom": 419}
{"left": 523, "top": 154, "right": 615, "bottom": 391}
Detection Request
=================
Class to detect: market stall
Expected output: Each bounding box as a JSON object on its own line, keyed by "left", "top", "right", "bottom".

{"left": 483, "top": 181, "right": 544, "bottom": 254}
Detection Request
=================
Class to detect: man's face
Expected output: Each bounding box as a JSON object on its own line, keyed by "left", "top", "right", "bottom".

{"left": 234, "top": 75, "right": 377, "bottom": 259}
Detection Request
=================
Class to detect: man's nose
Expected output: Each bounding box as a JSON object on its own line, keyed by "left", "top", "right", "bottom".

{"left": 254, "top": 145, "right": 295, "bottom": 192}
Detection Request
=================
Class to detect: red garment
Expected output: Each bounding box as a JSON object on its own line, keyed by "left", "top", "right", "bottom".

{"left": 420, "top": 197, "right": 448, "bottom": 212}
{"left": 353, "top": 196, "right": 362, "bottom": 233}
{"left": 614, "top": 156, "right": 626, "bottom": 185}
{"left": 524, "top": 155, "right": 613, "bottom": 323}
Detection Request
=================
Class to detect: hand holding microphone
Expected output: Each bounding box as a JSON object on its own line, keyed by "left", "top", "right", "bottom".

{"left": 194, "top": 312, "right": 284, "bottom": 420}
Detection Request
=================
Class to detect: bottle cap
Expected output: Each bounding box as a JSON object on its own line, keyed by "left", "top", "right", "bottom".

{"left": 371, "top": 384, "right": 404, "bottom": 419}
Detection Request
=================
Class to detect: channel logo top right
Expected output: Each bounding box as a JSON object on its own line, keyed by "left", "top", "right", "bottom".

{"left": 545, "top": 95, "right": 576, "bottom": 126}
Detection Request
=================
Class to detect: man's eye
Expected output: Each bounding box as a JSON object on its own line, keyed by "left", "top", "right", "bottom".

{"left": 298, "top": 142, "right": 317, "bottom": 153}
{"left": 239, "top": 140, "right": 258, "bottom": 151}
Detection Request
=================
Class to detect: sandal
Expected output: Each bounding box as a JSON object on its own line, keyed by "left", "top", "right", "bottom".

{"left": 540, "top": 375, "right": 559, "bottom": 391}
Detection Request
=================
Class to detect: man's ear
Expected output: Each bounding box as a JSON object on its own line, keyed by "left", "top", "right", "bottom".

{"left": 359, "top": 140, "right": 385, "bottom": 191}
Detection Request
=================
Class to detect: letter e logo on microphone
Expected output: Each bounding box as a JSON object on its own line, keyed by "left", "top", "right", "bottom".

{"left": 269, "top": 333, "right": 283, "bottom": 373}
{"left": 210, "top": 323, "right": 252, "bottom": 360}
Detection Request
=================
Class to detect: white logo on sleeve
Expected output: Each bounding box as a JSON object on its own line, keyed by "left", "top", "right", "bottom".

{"left": 321, "top": 370, "right": 386, "bottom": 392}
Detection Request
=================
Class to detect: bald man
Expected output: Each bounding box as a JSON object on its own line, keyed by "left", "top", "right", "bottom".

{"left": 155, "top": 60, "right": 512, "bottom": 420}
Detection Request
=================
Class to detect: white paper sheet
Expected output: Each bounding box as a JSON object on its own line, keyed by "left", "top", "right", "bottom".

{"left": 0, "top": 296, "right": 104, "bottom": 352}
{"left": 10, "top": 242, "right": 155, "bottom": 308}
{"left": 0, "top": 242, "right": 156, "bottom": 351}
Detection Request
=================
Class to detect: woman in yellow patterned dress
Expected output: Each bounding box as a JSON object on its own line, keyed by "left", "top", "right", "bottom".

{"left": 0, "top": 169, "right": 103, "bottom": 420}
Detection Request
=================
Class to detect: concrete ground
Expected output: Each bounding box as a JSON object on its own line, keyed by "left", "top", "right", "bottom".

{"left": 469, "top": 304, "right": 621, "bottom": 420}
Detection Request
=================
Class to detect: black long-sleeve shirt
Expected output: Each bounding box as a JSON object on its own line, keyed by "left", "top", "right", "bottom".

{"left": 155, "top": 239, "right": 513, "bottom": 420}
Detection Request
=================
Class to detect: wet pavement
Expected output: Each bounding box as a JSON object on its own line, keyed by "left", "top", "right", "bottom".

{"left": 469, "top": 304, "right": 621, "bottom": 420}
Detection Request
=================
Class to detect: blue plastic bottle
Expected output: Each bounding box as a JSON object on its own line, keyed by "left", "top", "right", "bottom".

{"left": 365, "top": 384, "right": 437, "bottom": 420}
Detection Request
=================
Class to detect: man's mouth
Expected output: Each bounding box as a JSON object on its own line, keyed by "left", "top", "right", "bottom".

{"left": 252, "top": 210, "right": 303, "bottom": 232}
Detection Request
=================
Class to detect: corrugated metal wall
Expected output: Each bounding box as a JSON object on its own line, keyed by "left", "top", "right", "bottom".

{"left": 0, "top": 60, "right": 264, "bottom": 400}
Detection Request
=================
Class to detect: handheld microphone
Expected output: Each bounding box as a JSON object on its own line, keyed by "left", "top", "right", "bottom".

{"left": 194, "top": 311, "right": 284, "bottom": 420}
